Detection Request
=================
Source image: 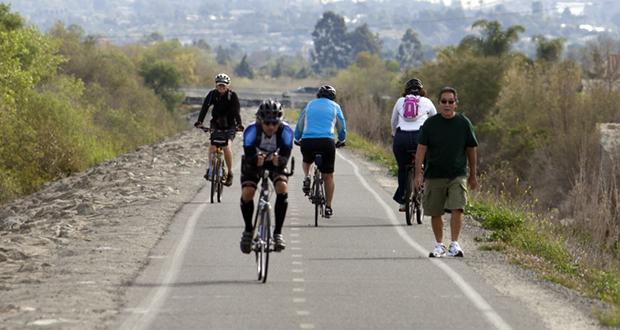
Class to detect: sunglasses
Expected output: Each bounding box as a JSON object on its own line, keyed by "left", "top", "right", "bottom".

{"left": 440, "top": 99, "right": 456, "bottom": 105}
{"left": 263, "top": 121, "right": 279, "bottom": 126}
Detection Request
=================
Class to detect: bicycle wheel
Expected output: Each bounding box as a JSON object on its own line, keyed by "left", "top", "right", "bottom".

{"left": 415, "top": 186, "right": 423, "bottom": 225}
{"left": 259, "top": 208, "right": 270, "bottom": 283}
{"left": 216, "top": 159, "right": 223, "bottom": 203}
{"left": 405, "top": 168, "right": 414, "bottom": 225}
{"left": 210, "top": 158, "right": 218, "bottom": 203}
{"left": 312, "top": 172, "right": 320, "bottom": 227}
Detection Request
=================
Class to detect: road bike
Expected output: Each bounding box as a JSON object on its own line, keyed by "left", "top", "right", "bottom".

{"left": 404, "top": 150, "right": 423, "bottom": 226}
{"left": 252, "top": 155, "right": 294, "bottom": 283}
{"left": 302, "top": 141, "right": 344, "bottom": 227}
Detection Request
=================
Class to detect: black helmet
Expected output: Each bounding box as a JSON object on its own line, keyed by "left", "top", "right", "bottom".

{"left": 215, "top": 73, "right": 230, "bottom": 85}
{"left": 405, "top": 78, "right": 423, "bottom": 93}
{"left": 256, "top": 99, "right": 283, "bottom": 124}
{"left": 317, "top": 85, "right": 336, "bottom": 100}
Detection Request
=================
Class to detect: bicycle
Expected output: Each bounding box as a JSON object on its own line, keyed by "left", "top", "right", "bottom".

{"left": 252, "top": 154, "right": 295, "bottom": 283}
{"left": 404, "top": 150, "right": 423, "bottom": 226}
{"left": 199, "top": 127, "right": 234, "bottom": 203}
{"left": 301, "top": 141, "right": 345, "bottom": 227}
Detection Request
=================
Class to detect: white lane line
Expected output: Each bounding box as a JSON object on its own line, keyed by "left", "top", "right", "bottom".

{"left": 293, "top": 278, "right": 305, "bottom": 282}
{"left": 296, "top": 311, "right": 311, "bottom": 316}
{"left": 292, "top": 254, "right": 303, "bottom": 258}
{"left": 290, "top": 233, "right": 300, "bottom": 237}
{"left": 293, "top": 288, "right": 305, "bottom": 292}
{"left": 291, "top": 227, "right": 301, "bottom": 231}
{"left": 291, "top": 240, "right": 301, "bottom": 244}
{"left": 292, "top": 269, "right": 304, "bottom": 273}
{"left": 120, "top": 188, "right": 209, "bottom": 330}
{"left": 292, "top": 261, "right": 303, "bottom": 265}
{"left": 293, "top": 298, "right": 306, "bottom": 303}
{"left": 291, "top": 247, "right": 302, "bottom": 250}
{"left": 300, "top": 324, "right": 315, "bottom": 329}
{"left": 337, "top": 152, "right": 512, "bottom": 330}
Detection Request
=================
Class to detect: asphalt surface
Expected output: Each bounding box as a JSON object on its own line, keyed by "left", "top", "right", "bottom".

{"left": 114, "top": 147, "right": 548, "bottom": 330}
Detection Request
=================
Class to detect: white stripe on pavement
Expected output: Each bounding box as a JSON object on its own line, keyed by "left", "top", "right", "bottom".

{"left": 337, "top": 151, "right": 512, "bottom": 330}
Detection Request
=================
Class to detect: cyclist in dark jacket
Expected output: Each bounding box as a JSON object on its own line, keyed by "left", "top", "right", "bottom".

{"left": 239, "top": 99, "right": 294, "bottom": 254}
{"left": 194, "top": 73, "right": 243, "bottom": 186}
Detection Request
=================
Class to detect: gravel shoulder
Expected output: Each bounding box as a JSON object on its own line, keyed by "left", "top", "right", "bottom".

{"left": 0, "top": 123, "right": 609, "bottom": 329}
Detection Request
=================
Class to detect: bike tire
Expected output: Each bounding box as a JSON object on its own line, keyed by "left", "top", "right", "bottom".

{"left": 415, "top": 187, "right": 423, "bottom": 225}
{"left": 210, "top": 160, "right": 217, "bottom": 204}
{"left": 260, "top": 209, "right": 270, "bottom": 283}
{"left": 312, "top": 174, "right": 319, "bottom": 227}
{"left": 217, "top": 171, "right": 223, "bottom": 203}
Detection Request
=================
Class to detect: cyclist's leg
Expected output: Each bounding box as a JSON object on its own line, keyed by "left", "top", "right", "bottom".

{"left": 299, "top": 139, "right": 314, "bottom": 177}
{"left": 223, "top": 144, "right": 233, "bottom": 172}
{"left": 239, "top": 166, "right": 259, "bottom": 254}
{"left": 240, "top": 164, "right": 258, "bottom": 227}
{"left": 392, "top": 129, "right": 410, "bottom": 204}
{"left": 324, "top": 173, "right": 334, "bottom": 207}
{"left": 272, "top": 174, "right": 289, "bottom": 235}
{"left": 320, "top": 139, "right": 336, "bottom": 208}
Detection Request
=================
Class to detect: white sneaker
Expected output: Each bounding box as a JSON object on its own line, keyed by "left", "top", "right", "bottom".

{"left": 429, "top": 243, "right": 446, "bottom": 258}
{"left": 448, "top": 241, "right": 464, "bottom": 257}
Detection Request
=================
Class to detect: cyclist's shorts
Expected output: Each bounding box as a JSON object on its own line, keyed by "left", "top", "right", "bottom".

{"left": 300, "top": 138, "right": 336, "bottom": 174}
{"left": 241, "top": 162, "right": 288, "bottom": 188}
{"left": 210, "top": 129, "right": 233, "bottom": 147}
{"left": 423, "top": 176, "right": 467, "bottom": 216}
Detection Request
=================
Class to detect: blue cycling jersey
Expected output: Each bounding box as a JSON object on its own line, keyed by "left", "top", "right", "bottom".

{"left": 294, "top": 98, "right": 347, "bottom": 142}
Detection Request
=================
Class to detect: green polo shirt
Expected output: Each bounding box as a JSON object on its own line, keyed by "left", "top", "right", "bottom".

{"left": 418, "top": 112, "right": 478, "bottom": 179}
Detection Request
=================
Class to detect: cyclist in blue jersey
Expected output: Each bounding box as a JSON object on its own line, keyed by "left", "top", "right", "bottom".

{"left": 294, "top": 85, "right": 346, "bottom": 218}
{"left": 239, "top": 99, "right": 294, "bottom": 254}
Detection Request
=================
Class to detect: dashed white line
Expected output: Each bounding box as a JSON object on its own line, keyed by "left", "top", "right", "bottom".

{"left": 296, "top": 310, "right": 311, "bottom": 316}
{"left": 292, "top": 261, "right": 303, "bottom": 265}
{"left": 292, "top": 269, "right": 304, "bottom": 273}
{"left": 300, "top": 324, "right": 315, "bottom": 329}
{"left": 293, "top": 298, "right": 307, "bottom": 303}
{"left": 293, "top": 288, "right": 305, "bottom": 292}
{"left": 293, "top": 278, "right": 305, "bottom": 282}
{"left": 292, "top": 254, "right": 303, "bottom": 258}
{"left": 291, "top": 240, "right": 301, "bottom": 244}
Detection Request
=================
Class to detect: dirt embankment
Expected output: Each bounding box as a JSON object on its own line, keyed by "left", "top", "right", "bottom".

{"left": 0, "top": 128, "right": 211, "bottom": 329}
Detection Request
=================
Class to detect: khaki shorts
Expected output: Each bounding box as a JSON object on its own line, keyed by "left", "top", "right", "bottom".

{"left": 423, "top": 176, "right": 468, "bottom": 216}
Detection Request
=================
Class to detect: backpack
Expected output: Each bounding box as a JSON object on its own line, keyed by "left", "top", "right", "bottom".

{"left": 402, "top": 95, "right": 420, "bottom": 121}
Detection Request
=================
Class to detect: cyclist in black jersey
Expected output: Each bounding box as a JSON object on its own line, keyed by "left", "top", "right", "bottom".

{"left": 194, "top": 73, "right": 243, "bottom": 186}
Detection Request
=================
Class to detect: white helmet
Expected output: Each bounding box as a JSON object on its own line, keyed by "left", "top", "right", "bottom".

{"left": 215, "top": 73, "right": 230, "bottom": 85}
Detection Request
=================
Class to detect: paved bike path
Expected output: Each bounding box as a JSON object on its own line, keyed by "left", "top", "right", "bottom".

{"left": 115, "top": 146, "right": 546, "bottom": 330}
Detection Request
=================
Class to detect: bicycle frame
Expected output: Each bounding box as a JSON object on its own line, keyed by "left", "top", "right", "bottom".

{"left": 209, "top": 146, "right": 225, "bottom": 203}
{"left": 253, "top": 168, "right": 273, "bottom": 283}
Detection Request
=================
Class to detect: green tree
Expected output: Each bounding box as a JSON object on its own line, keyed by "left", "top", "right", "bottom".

{"left": 534, "top": 35, "right": 565, "bottom": 62}
{"left": 139, "top": 59, "right": 182, "bottom": 111}
{"left": 216, "top": 45, "right": 232, "bottom": 65}
{"left": 347, "top": 23, "right": 381, "bottom": 57}
{"left": 459, "top": 20, "right": 525, "bottom": 57}
{"left": 311, "top": 11, "right": 351, "bottom": 72}
{"left": 0, "top": 3, "right": 23, "bottom": 31}
{"left": 397, "top": 28, "right": 423, "bottom": 69}
{"left": 235, "top": 54, "right": 254, "bottom": 78}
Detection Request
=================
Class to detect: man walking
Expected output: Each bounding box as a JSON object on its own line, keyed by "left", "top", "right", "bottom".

{"left": 415, "top": 86, "right": 478, "bottom": 258}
